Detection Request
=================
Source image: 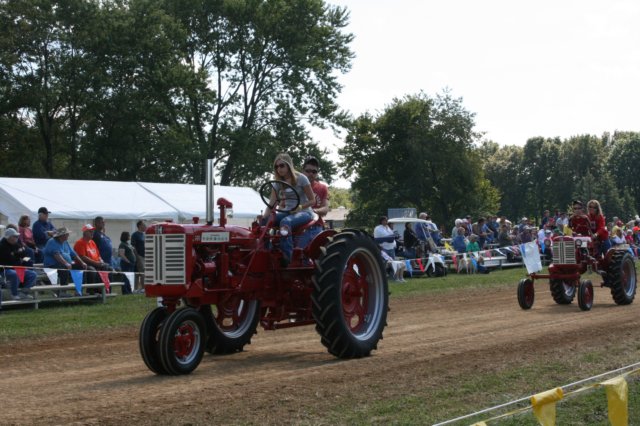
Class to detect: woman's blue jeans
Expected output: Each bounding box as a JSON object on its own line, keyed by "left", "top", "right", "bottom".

{"left": 278, "top": 211, "right": 313, "bottom": 261}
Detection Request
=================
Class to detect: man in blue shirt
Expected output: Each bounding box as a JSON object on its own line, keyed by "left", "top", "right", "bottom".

{"left": 32, "top": 207, "right": 56, "bottom": 262}
{"left": 43, "top": 227, "right": 87, "bottom": 286}
{"left": 92, "top": 216, "right": 113, "bottom": 266}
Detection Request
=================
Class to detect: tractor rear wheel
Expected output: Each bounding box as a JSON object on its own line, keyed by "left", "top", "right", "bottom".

{"left": 549, "top": 279, "right": 576, "bottom": 304}
{"left": 312, "top": 229, "right": 388, "bottom": 358}
{"left": 158, "top": 307, "right": 205, "bottom": 375}
{"left": 199, "top": 298, "right": 260, "bottom": 354}
{"left": 517, "top": 278, "right": 535, "bottom": 309}
{"left": 578, "top": 280, "right": 593, "bottom": 311}
{"left": 608, "top": 251, "right": 637, "bottom": 305}
{"left": 139, "top": 307, "right": 168, "bottom": 374}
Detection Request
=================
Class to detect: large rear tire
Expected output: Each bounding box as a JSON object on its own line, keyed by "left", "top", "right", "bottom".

{"left": 517, "top": 278, "right": 535, "bottom": 310}
{"left": 578, "top": 279, "right": 593, "bottom": 311}
{"left": 158, "top": 307, "right": 205, "bottom": 375}
{"left": 199, "top": 298, "right": 260, "bottom": 354}
{"left": 139, "top": 307, "right": 168, "bottom": 374}
{"left": 608, "top": 251, "right": 637, "bottom": 305}
{"left": 312, "top": 229, "right": 388, "bottom": 358}
{"left": 549, "top": 279, "right": 576, "bottom": 304}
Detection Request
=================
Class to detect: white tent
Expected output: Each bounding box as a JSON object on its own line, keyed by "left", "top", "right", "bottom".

{"left": 0, "top": 178, "right": 180, "bottom": 223}
{"left": 0, "top": 177, "right": 264, "bottom": 242}
{"left": 138, "top": 182, "right": 264, "bottom": 223}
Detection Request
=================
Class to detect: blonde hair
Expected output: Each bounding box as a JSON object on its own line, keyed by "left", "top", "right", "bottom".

{"left": 587, "top": 199, "right": 603, "bottom": 216}
{"left": 272, "top": 153, "right": 298, "bottom": 185}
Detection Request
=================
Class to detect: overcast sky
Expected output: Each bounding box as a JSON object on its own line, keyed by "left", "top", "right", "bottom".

{"left": 320, "top": 0, "right": 640, "bottom": 186}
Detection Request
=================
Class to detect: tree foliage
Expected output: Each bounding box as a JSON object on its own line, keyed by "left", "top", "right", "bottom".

{"left": 482, "top": 133, "right": 638, "bottom": 223}
{"left": 340, "top": 92, "right": 499, "bottom": 228}
{"left": 0, "top": 0, "right": 351, "bottom": 185}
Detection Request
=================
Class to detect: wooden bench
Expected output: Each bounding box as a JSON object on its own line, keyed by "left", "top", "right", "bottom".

{"left": 1, "top": 281, "right": 126, "bottom": 310}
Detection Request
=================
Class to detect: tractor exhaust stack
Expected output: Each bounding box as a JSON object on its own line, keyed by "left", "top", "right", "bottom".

{"left": 206, "top": 159, "right": 215, "bottom": 225}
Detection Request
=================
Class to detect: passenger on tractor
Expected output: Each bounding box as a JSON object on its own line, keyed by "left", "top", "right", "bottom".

{"left": 263, "top": 153, "right": 316, "bottom": 264}
{"left": 296, "top": 155, "right": 330, "bottom": 249}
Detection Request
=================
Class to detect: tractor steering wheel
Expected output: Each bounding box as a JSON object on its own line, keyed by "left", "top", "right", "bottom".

{"left": 259, "top": 180, "right": 301, "bottom": 213}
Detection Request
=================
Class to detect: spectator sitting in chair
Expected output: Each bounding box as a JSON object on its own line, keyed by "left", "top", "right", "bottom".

{"left": 118, "top": 232, "right": 136, "bottom": 295}
{"left": 0, "top": 228, "right": 37, "bottom": 300}
{"left": 43, "top": 227, "right": 87, "bottom": 287}
{"left": 472, "top": 217, "right": 490, "bottom": 248}
{"left": 452, "top": 227, "right": 467, "bottom": 253}
{"left": 18, "top": 215, "right": 38, "bottom": 264}
{"left": 450, "top": 219, "right": 463, "bottom": 238}
{"left": 32, "top": 207, "right": 56, "bottom": 260}
{"left": 625, "top": 229, "right": 635, "bottom": 246}
{"left": 92, "top": 216, "right": 114, "bottom": 267}
{"left": 6, "top": 224, "right": 34, "bottom": 267}
{"left": 74, "top": 224, "right": 113, "bottom": 289}
{"left": 374, "top": 216, "right": 397, "bottom": 259}
{"left": 611, "top": 228, "right": 626, "bottom": 247}
{"left": 403, "top": 222, "right": 419, "bottom": 260}
{"left": 415, "top": 212, "right": 441, "bottom": 247}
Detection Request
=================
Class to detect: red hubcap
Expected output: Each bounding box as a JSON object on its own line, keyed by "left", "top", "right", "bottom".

{"left": 173, "top": 323, "right": 197, "bottom": 359}
{"left": 342, "top": 256, "right": 369, "bottom": 332}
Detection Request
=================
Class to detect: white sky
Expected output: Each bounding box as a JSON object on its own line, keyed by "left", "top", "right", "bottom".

{"left": 319, "top": 0, "right": 640, "bottom": 187}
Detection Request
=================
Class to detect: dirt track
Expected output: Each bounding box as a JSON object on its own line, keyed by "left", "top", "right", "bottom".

{"left": 2, "top": 284, "right": 640, "bottom": 425}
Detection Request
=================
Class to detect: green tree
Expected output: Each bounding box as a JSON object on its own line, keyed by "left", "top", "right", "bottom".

{"left": 0, "top": 0, "right": 95, "bottom": 176}
{"left": 481, "top": 143, "right": 524, "bottom": 220}
{"left": 608, "top": 131, "right": 640, "bottom": 216}
{"left": 340, "top": 91, "right": 499, "bottom": 228}
{"left": 329, "top": 187, "right": 353, "bottom": 209}
{"left": 163, "top": 0, "right": 353, "bottom": 185}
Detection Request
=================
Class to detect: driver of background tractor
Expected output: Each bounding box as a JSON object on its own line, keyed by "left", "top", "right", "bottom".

{"left": 569, "top": 200, "right": 591, "bottom": 236}
{"left": 263, "top": 153, "right": 315, "bottom": 264}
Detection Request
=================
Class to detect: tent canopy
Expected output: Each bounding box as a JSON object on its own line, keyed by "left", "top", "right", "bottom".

{"left": 0, "top": 177, "right": 263, "bottom": 224}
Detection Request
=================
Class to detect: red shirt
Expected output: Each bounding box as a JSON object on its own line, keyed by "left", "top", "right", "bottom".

{"left": 19, "top": 226, "right": 36, "bottom": 248}
{"left": 587, "top": 213, "right": 609, "bottom": 241}
{"left": 311, "top": 180, "right": 329, "bottom": 226}
{"left": 569, "top": 214, "right": 591, "bottom": 236}
{"left": 74, "top": 238, "right": 101, "bottom": 262}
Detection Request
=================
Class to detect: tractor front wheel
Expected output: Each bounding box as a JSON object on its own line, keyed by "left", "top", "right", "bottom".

{"left": 199, "top": 298, "right": 260, "bottom": 354}
{"left": 139, "top": 307, "right": 169, "bottom": 374}
{"left": 578, "top": 280, "right": 594, "bottom": 311}
{"left": 158, "top": 307, "right": 205, "bottom": 375}
{"left": 549, "top": 279, "right": 576, "bottom": 304}
{"left": 312, "top": 229, "right": 388, "bottom": 358}
{"left": 517, "top": 278, "right": 535, "bottom": 310}
{"left": 608, "top": 251, "right": 637, "bottom": 305}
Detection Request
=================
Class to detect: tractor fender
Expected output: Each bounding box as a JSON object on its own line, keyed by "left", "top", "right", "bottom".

{"left": 304, "top": 229, "right": 338, "bottom": 260}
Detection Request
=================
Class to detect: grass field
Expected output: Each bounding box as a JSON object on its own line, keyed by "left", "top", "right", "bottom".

{"left": 1, "top": 266, "right": 638, "bottom": 425}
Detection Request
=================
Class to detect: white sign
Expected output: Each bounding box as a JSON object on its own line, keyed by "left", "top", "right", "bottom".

{"left": 201, "top": 232, "right": 230, "bottom": 243}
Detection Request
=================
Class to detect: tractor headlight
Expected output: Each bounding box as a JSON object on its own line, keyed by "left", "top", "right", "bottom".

{"left": 575, "top": 239, "right": 583, "bottom": 248}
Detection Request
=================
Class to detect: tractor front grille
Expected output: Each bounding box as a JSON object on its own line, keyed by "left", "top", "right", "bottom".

{"left": 552, "top": 239, "right": 576, "bottom": 264}
{"left": 144, "top": 234, "right": 186, "bottom": 285}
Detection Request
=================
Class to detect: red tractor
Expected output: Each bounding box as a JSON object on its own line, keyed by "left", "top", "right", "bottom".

{"left": 517, "top": 235, "right": 637, "bottom": 311}
{"left": 139, "top": 161, "right": 388, "bottom": 375}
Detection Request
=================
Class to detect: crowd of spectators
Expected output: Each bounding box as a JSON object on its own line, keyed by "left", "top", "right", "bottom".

{"left": 373, "top": 202, "right": 640, "bottom": 281}
{"left": 1, "top": 207, "right": 141, "bottom": 303}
